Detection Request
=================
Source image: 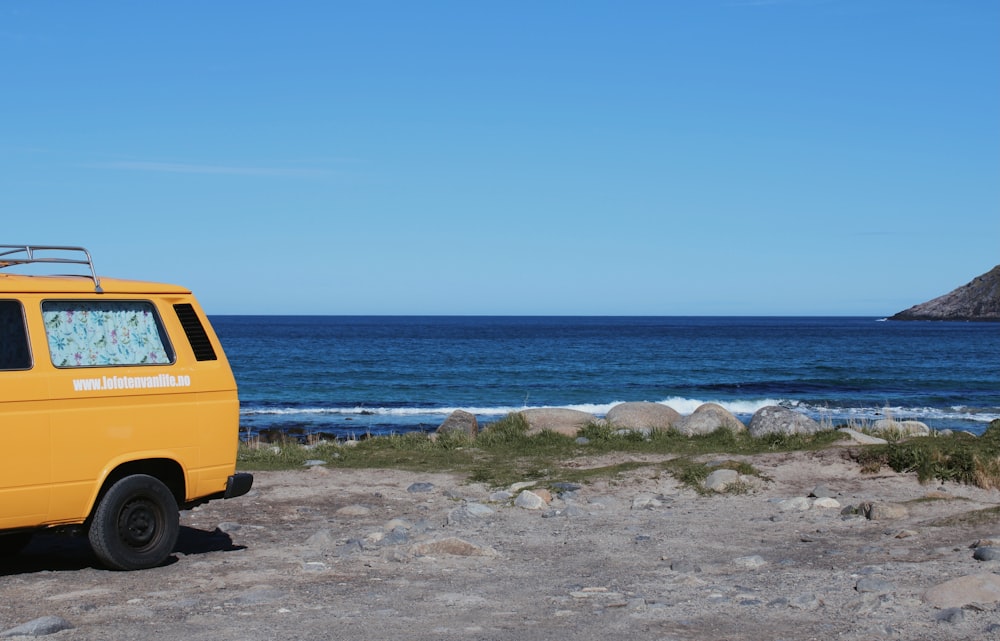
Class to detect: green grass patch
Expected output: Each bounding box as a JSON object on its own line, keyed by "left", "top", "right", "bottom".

{"left": 854, "top": 419, "right": 1000, "bottom": 488}
{"left": 238, "top": 416, "right": 1000, "bottom": 490}
{"left": 925, "top": 505, "right": 1000, "bottom": 528}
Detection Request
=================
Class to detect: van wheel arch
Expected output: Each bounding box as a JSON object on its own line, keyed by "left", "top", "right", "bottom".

{"left": 93, "top": 459, "right": 186, "bottom": 513}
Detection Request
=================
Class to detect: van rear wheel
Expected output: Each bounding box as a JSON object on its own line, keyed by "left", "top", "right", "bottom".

{"left": 88, "top": 474, "right": 179, "bottom": 571}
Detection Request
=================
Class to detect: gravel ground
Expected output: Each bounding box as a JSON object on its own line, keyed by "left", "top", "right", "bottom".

{"left": 2, "top": 446, "right": 1000, "bottom": 641}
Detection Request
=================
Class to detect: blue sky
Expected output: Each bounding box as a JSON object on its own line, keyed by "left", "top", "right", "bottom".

{"left": 2, "top": 1, "right": 997, "bottom": 315}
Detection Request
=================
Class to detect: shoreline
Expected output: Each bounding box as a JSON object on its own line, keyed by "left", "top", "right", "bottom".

{"left": 239, "top": 404, "right": 997, "bottom": 442}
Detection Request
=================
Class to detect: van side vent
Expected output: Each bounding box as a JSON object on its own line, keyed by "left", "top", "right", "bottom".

{"left": 173, "top": 304, "right": 218, "bottom": 361}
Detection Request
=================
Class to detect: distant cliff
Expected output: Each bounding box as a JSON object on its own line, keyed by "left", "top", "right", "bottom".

{"left": 890, "top": 265, "right": 1000, "bottom": 322}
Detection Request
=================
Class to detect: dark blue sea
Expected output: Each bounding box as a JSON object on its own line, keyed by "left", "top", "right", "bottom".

{"left": 211, "top": 316, "right": 1000, "bottom": 439}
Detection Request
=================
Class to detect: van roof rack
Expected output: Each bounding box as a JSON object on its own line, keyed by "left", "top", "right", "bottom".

{"left": 0, "top": 245, "right": 103, "bottom": 293}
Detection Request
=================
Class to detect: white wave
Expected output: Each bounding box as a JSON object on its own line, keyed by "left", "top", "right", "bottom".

{"left": 240, "top": 397, "right": 789, "bottom": 419}
{"left": 242, "top": 405, "right": 523, "bottom": 417}
{"left": 652, "top": 397, "right": 786, "bottom": 416}
{"left": 797, "top": 403, "right": 999, "bottom": 424}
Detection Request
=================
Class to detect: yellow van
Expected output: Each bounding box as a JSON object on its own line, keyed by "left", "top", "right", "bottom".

{"left": 0, "top": 245, "right": 252, "bottom": 570}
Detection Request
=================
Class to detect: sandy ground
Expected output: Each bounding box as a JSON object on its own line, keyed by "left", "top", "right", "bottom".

{"left": 2, "top": 446, "right": 1000, "bottom": 641}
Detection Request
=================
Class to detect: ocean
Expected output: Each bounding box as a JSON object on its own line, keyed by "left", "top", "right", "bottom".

{"left": 211, "top": 316, "right": 1000, "bottom": 439}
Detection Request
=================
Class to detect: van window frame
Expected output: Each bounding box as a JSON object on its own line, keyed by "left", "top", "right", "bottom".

{"left": 0, "top": 298, "right": 33, "bottom": 371}
{"left": 40, "top": 298, "right": 176, "bottom": 369}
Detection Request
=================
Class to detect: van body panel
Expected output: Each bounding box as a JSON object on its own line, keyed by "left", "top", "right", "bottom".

{"left": 0, "top": 261, "right": 249, "bottom": 540}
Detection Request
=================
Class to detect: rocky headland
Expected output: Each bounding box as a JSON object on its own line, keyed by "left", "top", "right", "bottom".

{"left": 890, "top": 265, "right": 1000, "bottom": 322}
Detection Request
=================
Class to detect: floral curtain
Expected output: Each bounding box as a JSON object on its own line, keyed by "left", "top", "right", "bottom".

{"left": 42, "top": 301, "right": 172, "bottom": 367}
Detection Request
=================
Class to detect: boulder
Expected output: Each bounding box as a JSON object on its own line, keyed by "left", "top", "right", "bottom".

{"left": 923, "top": 573, "right": 1000, "bottom": 609}
{"left": 514, "top": 490, "right": 548, "bottom": 510}
{"left": 410, "top": 537, "right": 498, "bottom": 557}
{"left": 855, "top": 501, "right": 909, "bottom": 521}
{"left": 605, "top": 402, "right": 680, "bottom": 431}
{"left": 519, "top": 408, "right": 595, "bottom": 436}
{"left": 871, "top": 419, "right": 931, "bottom": 437}
{"left": 1, "top": 616, "right": 74, "bottom": 638}
{"left": 704, "top": 469, "right": 739, "bottom": 492}
{"left": 676, "top": 403, "right": 746, "bottom": 436}
{"left": 973, "top": 547, "right": 1000, "bottom": 562}
{"left": 777, "top": 497, "right": 812, "bottom": 512}
{"left": 748, "top": 406, "right": 823, "bottom": 437}
{"left": 436, "top": 409, "right": 478, "bottom": 437}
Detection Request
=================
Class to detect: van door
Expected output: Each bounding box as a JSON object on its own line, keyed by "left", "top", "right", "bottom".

{"left": 0, "top": 299, "right": 51, "bottom": 529}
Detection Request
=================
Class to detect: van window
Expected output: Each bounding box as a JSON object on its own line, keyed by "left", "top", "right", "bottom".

{"left": 0, "top": 300, "right": 31, "bottom": 370}
{"left": 42, "top": 301, "right": 174, "bottom": 367}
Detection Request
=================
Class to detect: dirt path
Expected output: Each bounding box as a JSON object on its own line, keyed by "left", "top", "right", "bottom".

{"left": 2, "top": 447, "right": 1000, "bottom": 641}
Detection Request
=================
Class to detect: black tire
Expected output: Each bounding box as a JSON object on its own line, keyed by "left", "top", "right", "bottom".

{"left": 88, "top": 474, "right": 179, "bottom": 571}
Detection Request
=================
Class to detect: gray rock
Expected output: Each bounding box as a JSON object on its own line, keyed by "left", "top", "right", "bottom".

{"left": 923, "top": 573, "right": 1000, "bottom": 608}
{"left": 410, "top": 537, "right": 498, "bottom": 557}
{"left": 514, "top": 490, "right": 547, "bottom": 510}
{"left": 973, "top": 546, "right": 1000, "bottom": 562}
{"left": 305, "top": 529, "right": 338, "bottom": 549}
{"left": 336, "top": 504, "right": 372, "bottom": 516}
{"left": 1, "top": 616, "right": 74, "bottom": 638}
{"left": 303, "top": 459, "right": 326, "bottom": 467}
{"left": 447, "top": 503, "right": 494, "bottom": 526}
{"left": 676, "top": 403, "right": 746, "bottom": 436}
{"left": 377, "top": 529, "right": 410, "bottom": 546}
{"left": 872, "top": 419, "right": 931, "bottom": 436}
{"left": 748, "top": 406, "right": 823, "bottom": 437}
{"left": 605, "top": 401, "right": 680, "bottom": 431}
{"left": 462, "top": 502, "right": 494, "bottom": 517}
{"left": 850, "top": 501, "right": 909, "bottom": 520}
{"left": 551, "top": 481, "right": 582, "bottom": 499}
{"left": 787, "top": 594, "right": 822, "bottom": 610}
{"left": 866, "top": 503, "right": 909, "bottom": 520}
{"left": 734, "top": 555, "right": 767, "bottom": 569}
{"left": 856, "top": 577, "right": 896, "bottom": 594}
{"left": 335, "top": 539, "right": 364, "bottom": 557}
{"left": 406, "top": 482, "right": 435, "bottom": 493}
{"left": 934, "top": 608, "right": 965, "bottom": 624}
{"left": 436, "top": 409, "right": 478, "bottom": 437}
{"left": 631, "top": 495, "right": 664, "bottom": 509}
{"left": 809, "top": 484, "right": 835, "bottom": 498}
{"left": 704, "top": 469, "right": 739, "bottom": 492}
{"left": 384, "top": 518, "right": 413, "bottom": 531}
{"left": 519, "top": 408, "right": 595, "bottom": 436}
{"left": 778, "top": 496, "right": 812, "bottom": 512}
{"left": 542, "top": 505, "right": 587, "bottom": 518}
